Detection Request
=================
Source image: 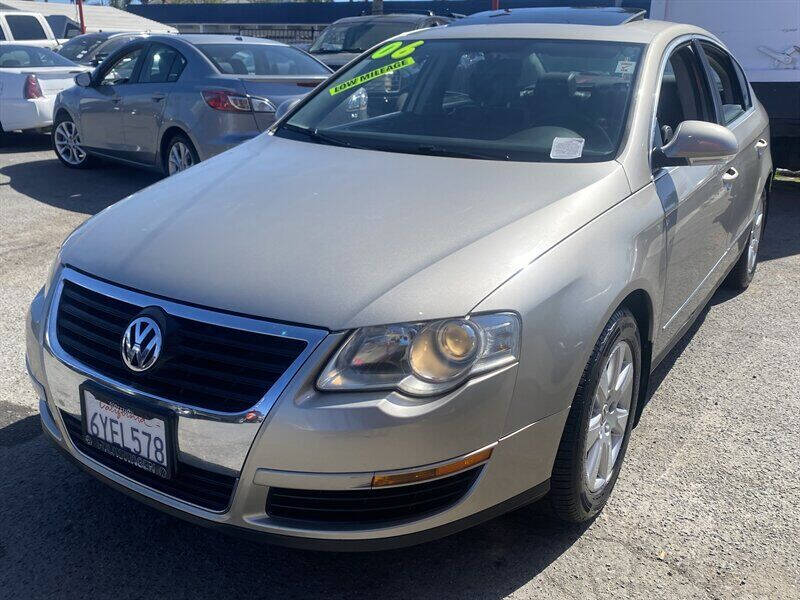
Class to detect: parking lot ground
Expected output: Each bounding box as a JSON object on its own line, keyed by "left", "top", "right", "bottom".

{"left": 1, "top": 136, "right": 799, "bottom": 599}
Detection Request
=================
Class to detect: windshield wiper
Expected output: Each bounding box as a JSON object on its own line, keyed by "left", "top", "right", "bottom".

{"left": 414, "top": 145, "right": 506, "bottom": 161}
{"left": 282, "top": 124, "right": 364, "bottom": 149}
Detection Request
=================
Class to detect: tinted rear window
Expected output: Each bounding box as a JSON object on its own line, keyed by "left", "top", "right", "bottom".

{"left": 197, "top": 43, "right": 330, "bottom": 76}
{"left": 6, "top": 15, "right": 47, "bottom": 41}
{"left": 0, "top": 45, "right": 77, "bottom": 68}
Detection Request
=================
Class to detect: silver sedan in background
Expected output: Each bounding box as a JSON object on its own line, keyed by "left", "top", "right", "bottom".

{"left": 51, "top": 34, "right": 331, "bottom": 175}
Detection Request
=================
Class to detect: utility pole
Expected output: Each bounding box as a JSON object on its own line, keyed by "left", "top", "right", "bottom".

{"left": 76, "top": 0, "right": 86, "bottom": 34}
{"left": 373, "top": 0, "right": 383, "bottom": 16}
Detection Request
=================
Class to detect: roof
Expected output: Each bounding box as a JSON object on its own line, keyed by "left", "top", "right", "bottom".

{"left": 176, "top": 34, "right": 285, "bottom": 46}
{"left": 127, "top": 1, "right": 652, "bottom": 26}
{"left": 0, "top": 0, "right": 177, "bottom": 34}
{"left": 332, "top": 14, "right": 430, "bottom": 25}
{"left": 452, "top": 7, "right": 647, "bottom": 27}
{"left": 400, "top": 20, "right": 712, "bottom": 45}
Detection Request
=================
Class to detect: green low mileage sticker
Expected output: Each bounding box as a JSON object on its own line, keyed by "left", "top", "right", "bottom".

{"left": 328, "top": 57, "right": 415, "bottom": 96}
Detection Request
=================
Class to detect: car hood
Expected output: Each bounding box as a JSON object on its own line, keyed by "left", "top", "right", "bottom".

{"left": 61, "top": 134, "right": 631, "bottom": 331}
{"left": 310, "top": 52, "right": 361, "bottom": 70}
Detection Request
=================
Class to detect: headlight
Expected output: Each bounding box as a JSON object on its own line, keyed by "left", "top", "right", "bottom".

{"left": 317, "top": 313, "right": 520, "bottom": 396}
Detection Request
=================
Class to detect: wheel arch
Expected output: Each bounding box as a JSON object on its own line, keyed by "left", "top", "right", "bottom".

{"left": 158, "top": 125, "right": 197, "bottom": 168}
{"left": 615, "top": 289, "right": 654, "bottom": 427}
{"left": 53, "top": 107, "right": 76, "bottom": 125}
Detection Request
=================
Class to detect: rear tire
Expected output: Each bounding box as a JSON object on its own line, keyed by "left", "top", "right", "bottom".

{"left": 550, "top": 308, "right": 641, "bottom": 523}
{"left": 725, "top": 189, "right": 766, "bottom": 290}
{"left": 52, "top": 114, "right": 93, "bottom": 169}
{"left": 162, "top": 133, "right": 199, "bottom": 176}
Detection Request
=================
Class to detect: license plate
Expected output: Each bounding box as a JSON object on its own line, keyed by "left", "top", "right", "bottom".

{"left": 80, "top": 385, "right": 172, "bottom": 479}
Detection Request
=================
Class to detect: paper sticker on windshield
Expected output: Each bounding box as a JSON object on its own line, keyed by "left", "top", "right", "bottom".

{"left": 550, "top": 137, "right": 585, "bottom": 160}
{"left": 615, "top": 60, "right": 636, "bottom": 74}
{"left": 329, "top": 57, "right": 415, "bottom": 96}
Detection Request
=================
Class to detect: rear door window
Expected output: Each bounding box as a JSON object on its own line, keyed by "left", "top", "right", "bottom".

{"left": 698, "top": 42, "right": 748, "bottom": 125}
{"left": 6, "top": 15, "right": 47, "bottom": 41}
{"left": 138, "top": 44, "right": 183, "bottom": 84}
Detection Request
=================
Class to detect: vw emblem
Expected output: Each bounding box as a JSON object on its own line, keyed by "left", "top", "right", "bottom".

{"left": 121, "top": 316, "right": 162, "bottom": 372}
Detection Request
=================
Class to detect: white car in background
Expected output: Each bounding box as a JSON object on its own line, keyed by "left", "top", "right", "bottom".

{"left": 0, "top": 44, "right": 88, "bottom": 134}
{"left": 0, "top": 11, "right": 59, "bottom": 49}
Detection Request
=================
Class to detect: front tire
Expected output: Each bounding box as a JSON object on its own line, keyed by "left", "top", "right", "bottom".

{"left": 725, "top": 189, "right": 766, "bottom": 290}
{"left": 550, "top": 308, "right": 641, "bottom": 523}
{"left": 52, "top": 114, "right": 92, "bottom": 169}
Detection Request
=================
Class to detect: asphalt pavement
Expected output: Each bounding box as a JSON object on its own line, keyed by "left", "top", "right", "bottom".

{"left": 1, "top": 133, "right": 798, "bottom": 599}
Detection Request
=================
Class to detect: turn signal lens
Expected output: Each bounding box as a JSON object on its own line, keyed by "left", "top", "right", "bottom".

{"left": 24, "top": 74, "right": 43, "bottom": 99}
{"left": 371, "top": 447, "right": 493, "bottom": 487}
{"left": 250, "top": 96, "right": 276, "bottom": 113}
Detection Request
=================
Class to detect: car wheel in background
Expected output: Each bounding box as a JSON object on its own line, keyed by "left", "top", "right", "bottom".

{"left": 52, "top": 114, "right": 93, "bottom": 169}
{"left": 164, "top": 133, "right": 199, "bottom": 176}
{"left": 550, "top": 308, "right": 641, "bottom": 523}
{"left": 725, "top": 189, "right": 766, "bottom": 290}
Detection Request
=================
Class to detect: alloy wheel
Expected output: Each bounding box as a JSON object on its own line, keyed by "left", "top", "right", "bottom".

{"left": 54, "top": 121, "right": 87, "bottom": 165}
{"left": 584, "top": 339, "right": 634, "bottom": 493}
{"left": 747, "top": 195, "right": 765, "bottom": 274}
{"left": 167, "top": 141, "right": 194, "bottom": 175}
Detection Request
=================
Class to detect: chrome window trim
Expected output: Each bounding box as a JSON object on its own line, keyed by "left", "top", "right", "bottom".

{"left": 649, "top": 33, "right": 756, "bottom": 178}
{"left": 694, "top": 38, "right": 755, "bottom": 124}
{"left": 45, "top": 266, "right": 328, "bottom": 424}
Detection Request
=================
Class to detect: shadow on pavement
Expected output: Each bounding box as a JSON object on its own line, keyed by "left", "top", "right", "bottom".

{"left": 760, "top": 179, "right": 800, "bottom": 263}
{"left": 0, "top": 156, "right": 160, "bottom": 215}
{"left": 0, "top": 425, "right": 589, "bottom": 600}
{"left": 0, "top": 132, "right": 51, "bottom": 154}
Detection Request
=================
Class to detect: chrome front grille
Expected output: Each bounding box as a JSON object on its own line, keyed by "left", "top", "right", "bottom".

{"left": 54, "top": 276, "right": 309, "bottom": 413}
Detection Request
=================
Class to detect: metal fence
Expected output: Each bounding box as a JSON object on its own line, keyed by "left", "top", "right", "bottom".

{"left": 239, "top": 25, "right": 324, "bottom": 45}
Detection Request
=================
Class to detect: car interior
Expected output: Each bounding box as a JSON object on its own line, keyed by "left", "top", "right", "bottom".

{"left": 313, "top": 42, "right": 641, "bottom": 160}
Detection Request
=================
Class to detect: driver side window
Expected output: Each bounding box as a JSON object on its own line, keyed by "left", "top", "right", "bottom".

{"left": 655, "top": 43, "right": 715, "bottom": 149}
{"left": 99, "top": 48, "right": 142, "bottom": 86}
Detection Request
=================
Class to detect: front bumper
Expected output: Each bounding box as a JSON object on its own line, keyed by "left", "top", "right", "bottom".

{"left": 26, "top": 268, "right": 567, "bottom": 550}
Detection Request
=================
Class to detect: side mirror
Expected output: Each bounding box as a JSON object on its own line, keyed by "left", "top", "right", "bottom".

{"left": 652, "top": 120, "right": 738, "bottom": 168}
{"left": 275, "top": 98, "right": 302, "bottom": 121}
{"left": 75, "top": 71, "right": 92, "bottom": 87}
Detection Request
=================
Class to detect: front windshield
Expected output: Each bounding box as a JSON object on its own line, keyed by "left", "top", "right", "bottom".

{"left": 309, "top": 22, "right": 417, "bottom": 54}
{"left": 279, "top": 38, "right": 644, "bottom": 163}
{"left": 0, "top": 45, "right": 77, "bottom": 68}
{"left": 57, "top": 35, "right": 104, "bottom": 62}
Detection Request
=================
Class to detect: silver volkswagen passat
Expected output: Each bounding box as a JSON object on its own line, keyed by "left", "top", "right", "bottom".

{"left": 51, "top": 34, "right": 331, "bottom": 176}
{"left": 27, "top": 18, "right": 772, "bottom": 550}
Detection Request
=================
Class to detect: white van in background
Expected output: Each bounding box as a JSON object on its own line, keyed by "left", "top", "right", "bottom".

{"left": 650, "top": 0, "right": 800, "bottom": 169}
{"left": 0, "top": 11, "right": 58, "bottom": 49}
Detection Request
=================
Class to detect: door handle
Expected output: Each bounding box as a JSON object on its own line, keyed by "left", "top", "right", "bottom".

{"left": 152, "top": 93, "right": 166, "bottom": 102}
{"left": 722, "top": 167, "right": 739, "bottom": 183}
{"left": 755, "top": 138, "right": 768, "bottom": 157}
